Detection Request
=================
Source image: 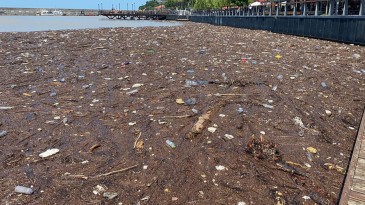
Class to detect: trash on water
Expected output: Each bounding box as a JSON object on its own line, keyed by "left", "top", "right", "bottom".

{"left": 302, "top": 196, "right": 311, "bottom": 200}
{"left": 237, "top": 107, "right": 244, "bottom": 113}
{"left": 276, "top": 161, "right": 305, "bottom": 176}
{"left": 353, "top": 53, "right": 361, "bottom": 59}
{"left": 39, "top": 148, "right": 60, "bottom": 158}
{"left": 262, "top": 104, "right": 274, "bottom": 109}
{"left": 185, "top": 79, "right": 209, "bottom": 86}
{"left": 275, "top": 54, "right": 282, "bottom": 59}
{"left": 147, "top": 49, "right": 155, "bottom": 54}
{"left": 306, "top": 147, "right": 317, "bottom": 154}
{"left": 50, "top": 91, "right": 57, "bottom": 97}
{"left": 198, "top": 49, "right": 206, "bottom": 55}
{"left": 122, "top": 61, "right": 131, "bottom": 66}
{"left": 324, "top": 163, "right": 345, "bottom": 174}
{"left": 103, "top": 192, "right": 118, "bottom": 200}
{"left": 184, "top": 98, "right": 197, "bottom": 105}
{"left": 321, "top": 82, "right": 327, "bottom": 88}
{"left": 0, "top": 130, "right": 8, "bottom": 137}
{"left": 128, "top": 122, "right": 137, "bottom": 126}
{"left": 93, "top": 184, "right": 107, "bottom": 195}
{"left": 126, "top": 89, "right": 139, "bottom": 95}
{"left": 293, "top": 117, "right": 305, "bottom": 128}
{"left": 208, "top": 127, "right": 217, "bottom": 133}
{"left": 188, "top": 111, "right": 212, "bottom": 138}
{"left": 305, "top": 151, "right": 313, "bottom": 162}
{"left": 215, "top": 165, "right": 227, "bottom": 171}
{"left": 82, "top": 84, "right": 90, "bottom": 89}
{"left": 224, "top": 134, "right": 234, "bottom": 140}
{"left": 132, "top": 83, "right": 143, "bottom": 88}
{"left": 325, "top": 110, "right": 332, "bottom": 116}
{"left": 166, "top": 140, "right": 176, "bottom": 148}
{"left": 304, "top": 163, "right": 311, "bottom": 168}
{"left": 176, "top": 98, "right": 184, "bottom": 104}
{"left": 15, "top": 186, "right": 34, "bottom": 195}
{"left": 222, "top": 73, "right": 228, "bottom": 81}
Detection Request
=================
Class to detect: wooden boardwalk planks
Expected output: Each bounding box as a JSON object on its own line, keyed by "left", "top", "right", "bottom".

{"left": 339, "top": 107, "right": 365, "bottom": 205}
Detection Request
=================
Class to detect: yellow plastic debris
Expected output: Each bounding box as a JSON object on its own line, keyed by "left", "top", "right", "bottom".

{"left": 176, "top": 98, "right": 184, "bottom": 104}
{"left": 324, "top": 163, "right": 346, "bottom": 175}
{"left": 275, "top": 54, "right": 282, "bottom": 59}
{"left": 306, "top": 147, "right": 317, "bottom": 154}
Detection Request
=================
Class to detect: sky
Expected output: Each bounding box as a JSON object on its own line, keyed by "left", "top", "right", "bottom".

{"left": 0, "top": 0, "right": 147, "bottom": 10}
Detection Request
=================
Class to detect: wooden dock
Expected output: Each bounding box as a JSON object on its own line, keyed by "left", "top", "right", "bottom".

{"left": 340, "top": 107, "right": 365, "bottom": 204}
{"left": 100, "top": 11, "right": 168, "bottom": 20}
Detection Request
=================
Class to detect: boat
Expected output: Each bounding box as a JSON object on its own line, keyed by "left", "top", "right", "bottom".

{"left": 40, "top": 10, "right": 64, "bottom": 16}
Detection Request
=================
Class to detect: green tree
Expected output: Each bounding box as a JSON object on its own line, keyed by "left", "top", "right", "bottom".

{"left": 139, "top": 0, "right": 160, "bottom": 10}
{"left": 193, "top": 0, "right": 248, "bottom": 9}
{"left": 165, "top": 0, "right": 190, "bottom": 9}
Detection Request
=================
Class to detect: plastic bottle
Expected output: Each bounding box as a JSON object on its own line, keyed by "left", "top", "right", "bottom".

{"left": 50, "top": 88, "right": 57, "bottom": 97}
{"left": 321, "top": 82, "right": 327, "bottom": 88}
{"left": 166, "top": 140, "right": 176, "bottom": 148}
{"left": 0, "top": 130, "right": 7, "bottom": 137}
{"left": 15, "top": 186, "right": 34, "bottom": 195}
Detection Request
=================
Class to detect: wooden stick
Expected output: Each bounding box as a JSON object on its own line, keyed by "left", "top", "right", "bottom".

{"left": 161, "top": 115, "right": 191, "bottom": 119}
{"left": 92, "top": 165, "right": 138, "bottom": 178}
{"left": 133, "top": 132, "right": 142, "bottom": 149}
{"left": 214, "top": 93, "right": 246, "bottom": 97}
{"left": 65, "top": 174, "right": 88, "bottom": 180}
{"left": 304, "top": 51, "right": 330, "bottom": 54}
{"left": 89, "top": 144, "right": 101, "bottom": 152}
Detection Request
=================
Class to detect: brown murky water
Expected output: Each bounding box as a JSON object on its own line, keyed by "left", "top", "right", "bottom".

{"left": 0, "top": 22, "right": 364, "bottom": 204}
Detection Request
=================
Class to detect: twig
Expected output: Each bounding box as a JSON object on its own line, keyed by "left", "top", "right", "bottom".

{"left": 92, "top": 165, "right": 138, "bottom": 178}
{"left": 65, "top": 174, "right": 88, "bottom": 180}
{"left": 161, "top": 115, "right": 191, "bottom": 119}
{"left": 304, "top": 51, "right": 331, "bottom": 54}
{"left": 133, "top": 132, "right": 142, "bottom": 149}
{"left": 89, "top": 144, "right": 101, "bottom": 152}
{"left": 214, "top": 93, "right": 247, "bottom": 97}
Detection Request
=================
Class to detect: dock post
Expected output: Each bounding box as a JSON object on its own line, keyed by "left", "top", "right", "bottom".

{"left": 303, "top": 2, "right": 307, "bottom": 15}
{"left": 315, "top": 0, "right": 319, "bottom": 15}
{"left": 360, "top": 0, "right": 365, "bottom": 15}
{"left": 343, "top": 0, "right": 348, "bottom": 15}
{"left": 284, "top": 1, "right": 288, "bottom": 16}
{"left": 329, "top": 0, "right": 335, "bottom": 15}
{"left": 293, "top": 1, "right": 297, "bottom": 16}
{"left": 276, "top": 1, "right": 279, "bottom": 16}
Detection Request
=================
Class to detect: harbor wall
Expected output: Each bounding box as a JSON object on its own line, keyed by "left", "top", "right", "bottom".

{"left": 190, "top": 16, "right": 365, "bottom": 45}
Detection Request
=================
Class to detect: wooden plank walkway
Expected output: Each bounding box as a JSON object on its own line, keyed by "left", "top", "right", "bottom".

{"left": 339, "top": 107, "right": 365, "bottom": 205}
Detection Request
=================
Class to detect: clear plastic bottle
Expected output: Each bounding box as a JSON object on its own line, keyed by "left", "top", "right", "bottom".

{"left": 166, "top": 140, "right": 176, "bottom": 148}
{"left": 15, "top": 186, "right": 34, "bottom": 195}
